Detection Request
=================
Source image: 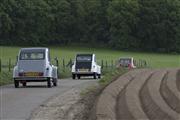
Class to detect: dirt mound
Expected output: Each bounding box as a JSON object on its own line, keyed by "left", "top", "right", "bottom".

{"left": 95, "top": 69, "right": 180, "bottom": 120}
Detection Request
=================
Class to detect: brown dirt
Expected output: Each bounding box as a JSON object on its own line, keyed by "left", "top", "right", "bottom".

{"left": 94, "top": 69, "right": 180, "bottom": 120}
{"left": 140, "top": 70, "right": 174, "bottom": 120}
{"left": 160, "top": 70, "right": 180, "bottom": 113}
{"left": 96, "top": 69, "right": 146, "bottom": 120}
{"left": 176, "top": 69, "right": 180, "bottom": 92}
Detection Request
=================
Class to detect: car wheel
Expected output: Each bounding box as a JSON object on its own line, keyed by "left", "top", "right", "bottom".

{"left": 72, "top": 74, "right": 76, "bottom": 79}
{"left": 53, "top": 78, "right": 58, "bottom": 86}
{"left": 98, "top": 74, "right": 101, "bottom": 79}
{"left": 77, "top": 75, "right": 81, "bottom": 79}
{"left": 47, "top": 78, "right": 52, "bottom": 88}
{"left": 93, "top": 73, "right": 97, "bottom": 79}
{"left": 14, "top": 80, "right": 19, "bottom": 88}
{"left": 22, "top": 82, "right": 27, "bottom": 87}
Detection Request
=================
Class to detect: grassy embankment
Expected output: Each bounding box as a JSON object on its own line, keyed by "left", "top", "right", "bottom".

{"left": 0, "top": 46, "right": 179, "bottom": 86}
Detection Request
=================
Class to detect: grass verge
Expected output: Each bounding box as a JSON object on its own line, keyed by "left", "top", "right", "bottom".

{"left": 0, "top": 72, "right": 13, "bottom": 86}
{"left": 99, "top": 68, "right": 128, "bottom": 86}
{"left": 58, "top": 68, "right": 72, "bottom": 79}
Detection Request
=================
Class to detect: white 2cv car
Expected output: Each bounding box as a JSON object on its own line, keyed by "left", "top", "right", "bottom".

{"left": 71, "top": 54, "right": 101, "bottom": 79}
{"left": 13, "top": 48, "right": 58, "bottom": 88}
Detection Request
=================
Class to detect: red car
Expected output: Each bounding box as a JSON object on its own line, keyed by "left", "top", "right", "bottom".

{"left": 118, "top": 57, "right": 136, "bottom": 69}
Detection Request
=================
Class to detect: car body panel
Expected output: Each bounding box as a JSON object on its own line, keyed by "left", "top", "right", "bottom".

{"left": 72, "top": 54, "right": 101, "bottom": 78}
{"left": 13, "top": 48, "right": 58, "bottom": 81}
{"left": 118, "top": 57, "right": 136, "bottom": 68}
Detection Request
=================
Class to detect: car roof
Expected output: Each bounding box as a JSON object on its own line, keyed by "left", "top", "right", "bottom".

{"left": 119, "top": 57, "right": 133, "bottom": 59}
{"left": 20, "top": 47, "right": 48, "bottom": 52}
{"left": 76, "top": 53, "right": 94, "bottom": 56}
{"left": 20, "top": 47, "right": 48, "bottom": 51}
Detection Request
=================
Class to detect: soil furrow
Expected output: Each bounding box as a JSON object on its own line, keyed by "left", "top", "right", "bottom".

{"left": 116, "top": 78, "right": 135, "bottom": 120}
{"left": 95, "top": 69, "right": 180, "bottom": 120}
{"left": 140, "top": 70, "right": 179, "bottom": 120}
{"left": 160, "top": 69, "right": 180, "bottom": 113}
{"left": 117, "top": 70, "right": 153, "bottom": 120}
{"left": 176, "top": 69, "right": 180, "bottom": 92}
{"left": 96, "top": 69, "right": 144, "bottom": 120}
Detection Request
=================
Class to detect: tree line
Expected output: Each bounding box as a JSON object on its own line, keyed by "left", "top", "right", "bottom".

{"left": 0, "top": 0, "right": 180, "bottom": 53}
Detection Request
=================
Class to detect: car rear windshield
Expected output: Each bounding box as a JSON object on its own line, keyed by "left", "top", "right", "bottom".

{"left": 76, "top": 55, "right": 92, "bottom": 62}
{"left": 20, "top": 50, "right": 45, "bottom": 60}
{"left": 119, "top": 59, "right": 131, "bottom": 65}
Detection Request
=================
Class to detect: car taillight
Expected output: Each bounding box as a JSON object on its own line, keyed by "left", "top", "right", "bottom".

{"left": 19, "top": 73, "right": 24, "bottom": 76}
{"left": 128, "top": 64, "right": 132, "bottom": 69}
{"left": 39, "top": 72, "right": 44, "bottom": 76}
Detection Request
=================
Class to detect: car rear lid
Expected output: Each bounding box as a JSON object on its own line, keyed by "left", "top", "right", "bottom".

{"left": 18, "top": 60, "right": 45, "bottom": 73}
{"left": 75, "top": 54, "right": 92, "bottom": 70}
{"left": 75, "top": 61, "right": 92, "bottom": 70}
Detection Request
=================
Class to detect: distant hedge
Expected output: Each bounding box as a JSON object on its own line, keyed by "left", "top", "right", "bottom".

{"left": 0, "top": 0, "right": 180, "bottom": 53}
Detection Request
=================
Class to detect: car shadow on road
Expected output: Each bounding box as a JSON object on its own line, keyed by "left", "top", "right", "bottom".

{"left": 1, "top": 85, "right": 49, "bottom": 89}
{"left": 22, "top": 85, "right": 48, "bottom": 88}
{"left": 76, "top": 77, "right": 100, "bottom": 80}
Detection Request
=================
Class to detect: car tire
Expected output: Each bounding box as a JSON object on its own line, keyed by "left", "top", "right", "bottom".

{"left": 77, "top": 75, "right": 81, "bottom": 79}
{"left": 93, "top": 73, "right": 97, "bottom": 79}
{"left": 72, "top": 74, "right": 76, "bottom": 79}
{"left": 47, "top": 78, "right": 52, "bottom": 88}
{"left": 22, "top": 82, "right": 27, "bottom": 87}
{"left": 14, "top": 80, "right": 19, "bottom": 88}
{"left": 53, "top": 78, "right": 58, "bottom": 86}
{"left": 98, "top": 74, "right": 101, "bottom": 79}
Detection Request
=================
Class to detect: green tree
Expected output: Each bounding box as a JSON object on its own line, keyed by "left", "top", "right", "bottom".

{"left": 0, "top": 0, "right": 15, "bottom": 45}
{"left": 0, "top": 0, "right": 179, "bottom": 53}
{"left": 92, "top": 0, "right": 111, "bottom": 45}
{"left": 108, "top": 0, "right": 139, "bottom": 50}
{"left": 51, "top": 0, "right": 73, "bottom": 45}
{"left": 137, "top": 0, "right": 180, "bottom": 52}
{"left": 27, "top": 0, "right": 52, "bottom": 45}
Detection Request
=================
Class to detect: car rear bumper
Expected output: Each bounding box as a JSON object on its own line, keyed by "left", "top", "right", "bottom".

{"left": 72, "top": 72, "right": 95, "bottom": 75}
{"left": 14, "top": 77, "right": 48, "bottom": 82}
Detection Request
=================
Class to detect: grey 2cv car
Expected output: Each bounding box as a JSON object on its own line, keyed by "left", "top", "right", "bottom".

{"left": 13, "top": 48, "right": 58, "bottom": 88}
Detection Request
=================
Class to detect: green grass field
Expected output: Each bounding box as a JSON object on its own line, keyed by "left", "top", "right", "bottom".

{"left": 0, "top": 46, "right": 179, "bottom": 68}
{"left": 0, "top": 46, "right": 179, "bottom": 86}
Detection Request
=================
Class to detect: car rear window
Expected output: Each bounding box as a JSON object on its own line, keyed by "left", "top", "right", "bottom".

{"left": 76, "top": 55, "right": 92, "bottom": 62}
{"left": 20, "top": 50, "right": 45, "bottom": 60}
{"left": 119, "top": 59, "right": 131, "bottom": 65}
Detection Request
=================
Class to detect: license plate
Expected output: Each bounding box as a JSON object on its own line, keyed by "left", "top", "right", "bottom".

{"left": 78, "top": 69, "right": 89, "bottom": 72}
{"left": 24, "top": 72, "right": 39, "bottom": 77}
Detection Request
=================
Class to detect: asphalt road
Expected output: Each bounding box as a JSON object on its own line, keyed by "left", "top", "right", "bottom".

{"left": 0, "top": 78, "right": 98, "bottom": 120}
